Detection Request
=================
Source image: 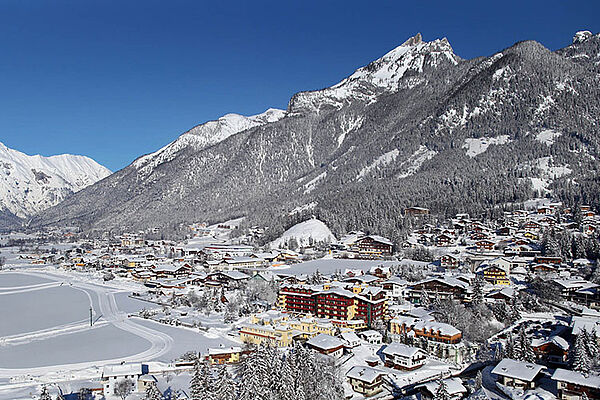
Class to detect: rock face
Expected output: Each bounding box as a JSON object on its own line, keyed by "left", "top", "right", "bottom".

{"left": 573, "top": 30, "right": 593, "bottom": 44}
{"left": 0, "top": 142, "right": 111, "bottom": 220}
{"left": 29, "top": 32, "right": 600, "bottom": 241}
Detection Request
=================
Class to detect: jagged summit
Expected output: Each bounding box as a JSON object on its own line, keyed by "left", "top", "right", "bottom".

{"left": 400, "top": 32, "right": 423, "bottom": 47}
{"left": 573, "top": 30, "right": 593, "bottom": 44}
{"left": 288, "top": 33, "right": 460, "bottom": 113}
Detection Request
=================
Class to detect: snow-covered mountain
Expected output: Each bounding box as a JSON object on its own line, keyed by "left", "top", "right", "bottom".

{"left": 133, "top": 108, "right": 286, "bottom": 176}
{"left": 30, "top": 31, "right": 600, "bottom": 242}
{"left": 289, "top": 33, "right": 460, "bottom": 113}
{"left": 0, "top": 142, "right": 111, "bottom": 218}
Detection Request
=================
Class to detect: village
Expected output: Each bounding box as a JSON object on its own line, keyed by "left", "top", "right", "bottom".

{"left": 1, "top": 200, "right": 600, "bottom": 400}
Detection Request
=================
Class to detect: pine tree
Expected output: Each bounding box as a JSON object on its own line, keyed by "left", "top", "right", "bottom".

{"left": 475, "top": 370, "right": 483, "bottom": 390}
{"left": 189, "top": 357, "right": 211, "bottom": 400}
{"left": 420, "top": 289, "right": 430, "bottom": 307}
{"left": 434, "top": 379, "right": 451, "bottom": 400}
{"left": 583, "top": 328, "right": 599, "bottom": 364}
{"left": 505, "top": 335, "right": 515, "bottom": 359}
{"left": 517, "top": 326, "right": 535, "bottom": 362}
{"left": 212, "top": 365, "right": 236, "bottom": 400}
{"left": 573, "top": 334, "right": 591, "bottom": 375}
{"left": 40, "top": 386, "right": 52, "bottom": 400}
{"left": 472, "top": 275, "right": 485, "bottom": 306}
{"left": 278, "top": 353, "right": 301, "bottom": 400}
{"left": 145, "top": 381, "right": 162, "bottom": 400}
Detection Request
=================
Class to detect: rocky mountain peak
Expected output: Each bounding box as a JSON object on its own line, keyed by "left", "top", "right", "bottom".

{"left": 573, "top": 30, "right": 593, "bottom": 44}
{"left": 288, "top": 34, "right": 460, "bottom": 113}
{"left": 400, "top": 32, "right": 423, "bottom": 47}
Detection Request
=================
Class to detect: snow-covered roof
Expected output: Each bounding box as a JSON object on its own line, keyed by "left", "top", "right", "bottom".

{"left": 491, "top": 359, "right": 545, "bottom": 381}
{"left": 552, "top": 278, "right": 597, "bottom": 290}
{"left": 361, "top": 235, "right": 393, "bottom": 246}
{"left": 360, "top": 330, "right": 382, "bottom": 339}
{"left": 344, "top": 274, "right": 379, "bottom": 284}
{"left": 102, "top": 363, "right": 143, "bottom": 377}
{"left": 570, "top": 316, "right": 600, "bottom": 336}
{"left": 382, "top": 342, "right": 424, "bottom": 358}
{"left": 531, "top": 335, "right": 569, "bottom": 351}
{"left": 420, "top": 377, "right": 467, "bottom": 396}
{"left": 340, "top": 331, "right": 360, "bottom": 343}
{"left": 307, "top": 333, "right": 344, "bottom": 350}
{"left": 551, "top": 368, "right": 600, "bottom": 389}
{"left": 382, "top": 277, "right": 409, "bottom": 286}
{"left": 346, "top": 365, "right": 385, "bottom": 384}
{"left": 208, "top": 346, "right": 242, "bottom": 355}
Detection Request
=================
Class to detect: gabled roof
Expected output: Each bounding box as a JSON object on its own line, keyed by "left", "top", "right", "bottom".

{"left": 346, "top": 365, "right": 385, "bottom": 384}
{"left": 102, "top": 363, "right": 143, "bottom": 377}
{"left": 358, "top": 235, "right": 393, "bottom": 246}
{"left": 419, "top": 378, "right": 467, "bottom": 396}
{"left": 307, "top": 333, "right": 344, "bottom": 350}
{"left": 491, "top": 358, "right": 545, "bottom": 381}
{"left": 382, "top": 342, "right": 424, "bottom": 358}
{"left": 551, "top": 369, "right": 600, "bottom": 389}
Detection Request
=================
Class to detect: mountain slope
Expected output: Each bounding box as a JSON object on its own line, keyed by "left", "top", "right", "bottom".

{"left": 0, "top": 143, "right": 111, "bottom": 219}
{"left": 30, "top": 32, "right": 600, "bottom": 242}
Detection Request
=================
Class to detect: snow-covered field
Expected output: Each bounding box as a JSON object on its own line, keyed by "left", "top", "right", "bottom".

{"left": 0, "top": 269, "right": 239, "bottom": 398}
{"left": 0, "top": 282, "right": 91, "bottom": 337}
{"left": 133, "top": 318, "right": 238, "bottom": 362}
{"left": 0, "top": 324, "right": 150, "bottom": 369}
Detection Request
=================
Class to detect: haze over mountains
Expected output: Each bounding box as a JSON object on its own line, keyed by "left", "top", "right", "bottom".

{"left": 5, "top": 31, "right": 600, "bottom": 242}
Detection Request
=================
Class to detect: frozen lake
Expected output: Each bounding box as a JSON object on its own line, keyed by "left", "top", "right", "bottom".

{"left": 114, "top": 292, "right": 159, "bottom": 314}
{"left": 0, "top": 324, "right": 151, "bottom": 368}
{"left": 0, "top": 272, "right": 53, "bottom": 287}
{"left": 0, "top": 282, "right": 91, "bottom": 337}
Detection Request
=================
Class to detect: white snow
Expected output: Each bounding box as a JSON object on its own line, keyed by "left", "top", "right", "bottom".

{"left": 289, "top": 202, "right": 318, "bottom": 216}
{"left": 0, "top": 142, "right": 111, "bottom": 217}
{"left": 462, "top": 135, "right": 511, "bottom": 157}
{"left": 357, "top": 149, "right": 400, "bottom": 180}
{"left": 525, "top": 156, "right": 572, "bottom": 194}
{"left": 272, "top": 258, "right": 398, "bottom": 276}
{"left": 133, "top": 108, "right": 286, "bottom": 176}
{"left": 573, "top": 30, "right": 593, "bottom": 44}
{"left": 535, "top": 95, "right": 555, "bottom": 116}
{"left": 0, "top": 270, "right": 237, "bottom": 382}
{"left": 303, "top": 172, "right": 327, "bottom": 194}
{"left": 535, "top": 129, "right": 561, "bottom": 146}
{"left": 397, "top": 146, "right": 437, "bottom": 178}
{"left": 290, "top": 34, "right": 460, "bottom": 113}
{"left": 269, "top": 218, "right": 336, "bottom": 249}
{"left": 536, "top": 156, "right": 572, "bottom": 178}
{"left": 337, "top": 115, "right": 364, "bottom": 147}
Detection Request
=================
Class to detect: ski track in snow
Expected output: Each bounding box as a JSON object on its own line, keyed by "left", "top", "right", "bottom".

{"left": 0, "top": 271, "right": 174, "bottom": 378}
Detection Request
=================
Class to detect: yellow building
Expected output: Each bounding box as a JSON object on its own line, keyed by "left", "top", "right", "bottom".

{"left": 207, "top": 346, "right": 242, "bottom": 364}
{"left": 239, "top": 323, "right": 295, "bottom": 347}
{"left": 479, "top": 265, "right": 510, "bottom": 285}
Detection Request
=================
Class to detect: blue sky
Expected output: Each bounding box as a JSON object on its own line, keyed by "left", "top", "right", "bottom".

{"left": 0, "top": 0, "right": 598, "bottom": 171}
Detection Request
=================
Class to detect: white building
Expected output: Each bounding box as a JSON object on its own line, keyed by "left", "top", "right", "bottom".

{"left": 102, "top": 363, "right": 147, "bottom": 398}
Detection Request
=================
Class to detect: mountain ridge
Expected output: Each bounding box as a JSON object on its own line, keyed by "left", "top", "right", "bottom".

{"left": 27, "top": 32, "right": 600, "bottom": 243}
